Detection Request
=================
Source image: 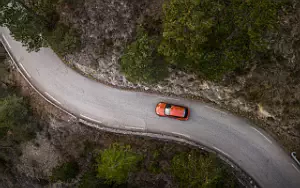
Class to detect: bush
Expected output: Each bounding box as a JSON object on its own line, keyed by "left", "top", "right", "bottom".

{"left": 121, "top": 29, "right": 168, "bottom": 84}
{"left": 159, "top": 0, "right": 282, "bottom": 80}
{"left": 171, "top": 151, "right": 236, "bottom": 188}
{"left": 96, "top": 143, "right": 142, "bottom": 185}
{"left": 50, "top": 161, "right": 79, "bottom": 182}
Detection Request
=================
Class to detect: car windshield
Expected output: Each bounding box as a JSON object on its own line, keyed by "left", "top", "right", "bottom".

{"left": 164, "top": 105, "right": 171, "bottom": 115}
{"left": 183, "top": 109, "right": 188, "bottom": 118}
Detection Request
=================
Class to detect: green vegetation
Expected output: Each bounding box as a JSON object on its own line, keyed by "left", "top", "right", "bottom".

{"left": 77, "top": 142, "right": 239, "bottom": 187}
{"left": 50, "top": 161, "right": 80, "bottom": 182}
{"left": 159, "top": 0, "right": 222, "bottom": 79}
{"left": 171, "top": 151, "right": 236, "bottom": 188}
{"left": 0, "top": 0, "right": 48, "bottom": 51}
{"left": 79, "top": 170, "right": 109, "bottom": 188}
{"left": 146, "top": 150, "right": 161, "bottom": 174}
{"left": 121, "top": 28, "right": 168, "bottom": 84}
{"left": 0, "top": 57, "right": 39, "bottom": 165}
{"left": 96, "top": 143, "right": 142, "bottom": 185}
{"left": 46, "top": 23, "right": 81, "bottom": 56}
{"left": 121, "top": 0, "right": 283, "bottom": 81}
{"left": 0, "top": 0, "right": 80, "bottom": 54}
{"left": 0, "top": 95, "right": 28, "bottom": 138}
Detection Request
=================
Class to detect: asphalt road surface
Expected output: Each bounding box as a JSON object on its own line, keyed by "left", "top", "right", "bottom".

{"left": 1, "top": 27, "right": 300, "bottom": 188}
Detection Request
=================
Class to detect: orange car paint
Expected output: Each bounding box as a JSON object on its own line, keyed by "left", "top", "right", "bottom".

{"left": 155, "top": 102, "right": 190, "bottom": 121}
{"left": 170, "top": 105, "right": 186, "bottom": 118}
{"left": 155, "top": 102, "right": 166, "bottom": 116}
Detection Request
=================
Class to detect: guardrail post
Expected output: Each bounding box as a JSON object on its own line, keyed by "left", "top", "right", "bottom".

{"left": 291, "top": 152, "right": 300, "bottom": 166}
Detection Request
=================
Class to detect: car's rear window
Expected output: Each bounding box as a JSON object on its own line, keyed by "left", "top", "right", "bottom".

{"left": 183, "top": 108, "right": 188, "bottom": 118}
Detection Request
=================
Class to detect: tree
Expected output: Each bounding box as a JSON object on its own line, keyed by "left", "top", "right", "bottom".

{"left": 0, "top": 0, "right": 80, "bottom": 54}
{"left": 0, "top": 0, "right": 50, "bottom": 51}
{"left": 96, "top": 143, "right": 142, "bottom": 185}
{"left": 158, "top": 0, "right": 282, "bottom": 80}
{"left": 171, "top": 151, "right": 235, "bottom": 188}
{"left": 158, "top": 0, "right": 225, "bottom": 79}
{"left": 120, "top": 28, "right": 168, "bottom": 84}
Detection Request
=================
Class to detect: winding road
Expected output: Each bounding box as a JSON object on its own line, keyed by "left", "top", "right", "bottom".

{"left": 1, "top": 27, "right": 300, "bottom": 188}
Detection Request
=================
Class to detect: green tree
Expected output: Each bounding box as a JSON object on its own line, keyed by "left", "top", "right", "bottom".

{"left": 159, "top": 0, "right": 282, "bottom": 80}
{"left": 230, "top": 0, "right": 280, "bottom": 52}
{"left": 158, "top": 0, "right": 226, "bottom": 79}
{"left": 121, "top": 28, "right": 168, "bottom": 84}
{"left": 171, "top": 151, "right": 235, "bottom": 188}
{"left": 96, "top": 143, "right": 142, "bottom": 185}
{"left": 0, "top": 0, "right": 80, "bottom": 54}
{"left": 0, "top": 0, "right": 51, "bottom": 51}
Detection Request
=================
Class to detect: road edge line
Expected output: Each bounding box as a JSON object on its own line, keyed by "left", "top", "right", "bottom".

{"left": 251, "top": 127, "right": 272, "bottom": 144}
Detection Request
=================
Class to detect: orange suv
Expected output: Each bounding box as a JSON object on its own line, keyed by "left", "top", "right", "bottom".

{"left": 155, "top": 102, "right": 190, "bottom": 121}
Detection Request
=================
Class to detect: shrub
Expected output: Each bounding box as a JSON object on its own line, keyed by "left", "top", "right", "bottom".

{"left": 171, "top": 151, "right": 236, "bottom": 188}
{"left": 96, "top": 143, "right": 142, "bottom": 185}
{"left": 159, "top": 0, "right": 282, "bottom": 80}
{"left": 121, "top": 29, "right": 168, "bottom": 84}
{"left": 50, "top": 161, "right": 79, "bottom": 182}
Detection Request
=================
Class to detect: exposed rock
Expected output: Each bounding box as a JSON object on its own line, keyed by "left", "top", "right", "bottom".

{"left": 257, "top": 104, "right": 275, "bottom": 119}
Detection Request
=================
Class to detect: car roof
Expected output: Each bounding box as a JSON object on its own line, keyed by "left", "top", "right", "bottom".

{"left": 170, "top": 105, "right": 186, "bottom": 118}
